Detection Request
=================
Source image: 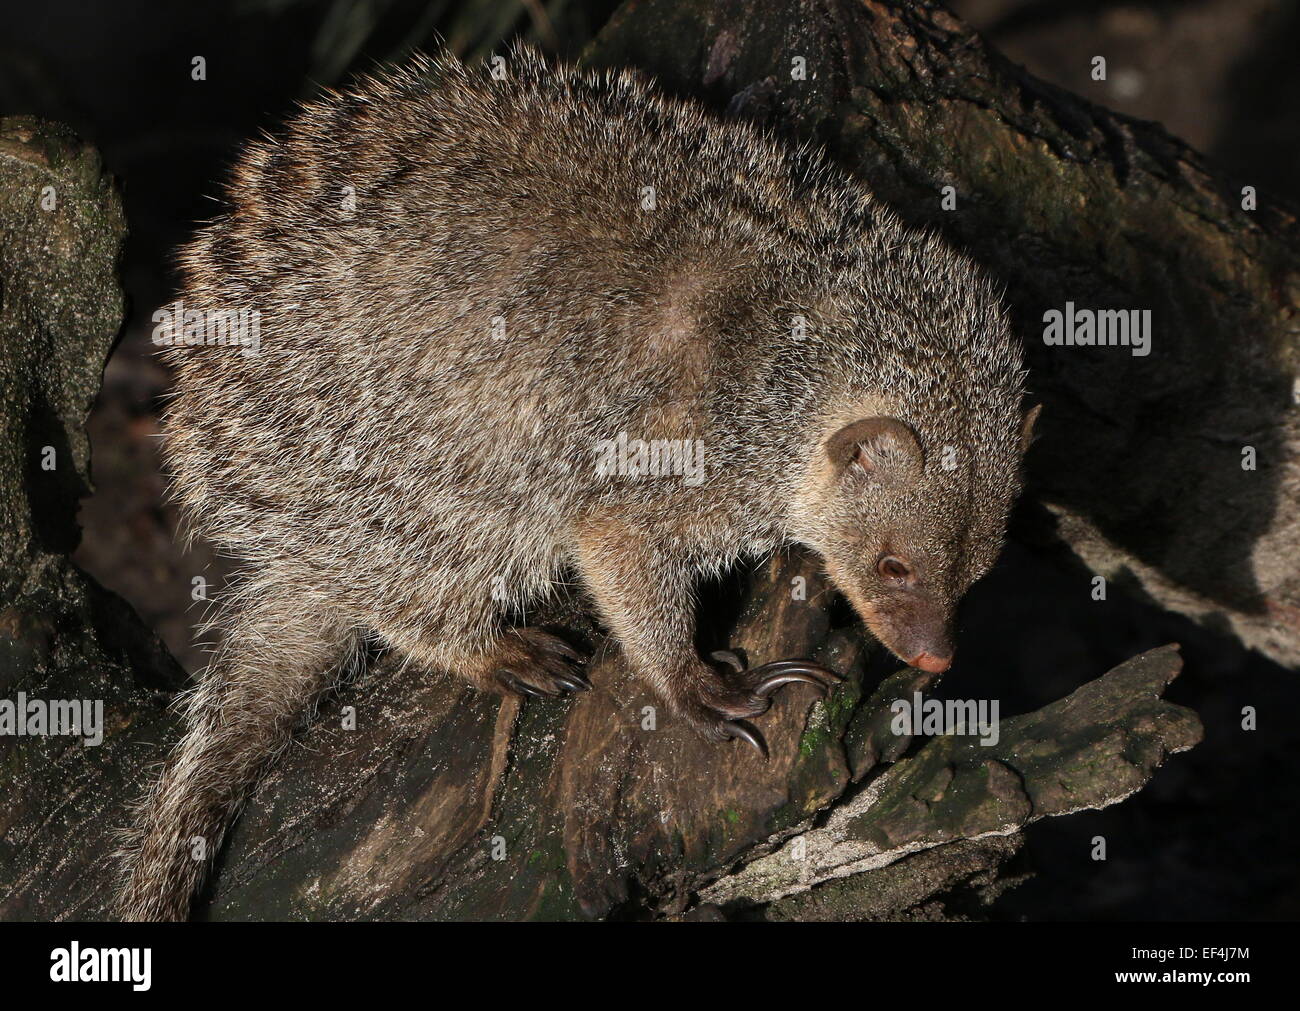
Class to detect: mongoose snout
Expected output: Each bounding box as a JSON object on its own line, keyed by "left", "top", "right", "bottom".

{"left": 119, "top": 44, "right": 1035, "bottom": 921}
{"left": 801, "top": 411, "right": 1039, "bottom": 677}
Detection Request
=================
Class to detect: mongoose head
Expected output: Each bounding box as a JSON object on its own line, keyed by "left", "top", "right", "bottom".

{"left": 793, "top": 406, "right": 1038, "bottom": 673}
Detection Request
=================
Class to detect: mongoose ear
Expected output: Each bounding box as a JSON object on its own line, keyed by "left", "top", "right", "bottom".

{"left": 1020, "top": 403, "right": 1043, "bottom": 454}
{"left": 826, "top": 417, "right": 924, "bottom": 478}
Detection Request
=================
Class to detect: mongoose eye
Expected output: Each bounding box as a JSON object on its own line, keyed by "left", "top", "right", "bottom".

{"left": 877, "top": 555, "right": 912, "bottom": 581}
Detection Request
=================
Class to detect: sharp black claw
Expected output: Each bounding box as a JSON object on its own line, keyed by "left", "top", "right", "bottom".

{"left": 553, "top": 673, "right": 591, "bottom": 693}
{"left": 749, "top": 659, "right": 844, "bottom": 686}
{"left": 549, "top": 640, "right": 583, "bottom": 661}
{"left": 751, "top": 671, "right": 829, "bottom": 699}
{"left": 720, "top": 720, "right": 768, "bottom": 759}
{"left": 499, "top": 672, "right": 547, "bottom": 698}
{"left": 710, "top": 649, "right": 745, "bottom": 673}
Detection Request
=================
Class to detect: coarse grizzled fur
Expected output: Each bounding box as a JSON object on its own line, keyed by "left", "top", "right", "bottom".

{"left": 118, "top": 44, "right": 1033, "bottom": 921}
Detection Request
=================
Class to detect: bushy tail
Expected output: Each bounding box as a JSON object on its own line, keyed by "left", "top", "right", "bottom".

{"left": 117, "top": 592, "right": 359, "bottom": 921}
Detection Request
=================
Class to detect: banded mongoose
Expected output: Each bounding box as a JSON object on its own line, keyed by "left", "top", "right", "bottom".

{"left": 119, "top": 45, "right": 1037, "bottom": 921}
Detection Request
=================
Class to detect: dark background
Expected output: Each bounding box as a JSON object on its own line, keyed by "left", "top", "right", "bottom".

{"left": 3, "top": 0, "right": 1296, "bottom": 920}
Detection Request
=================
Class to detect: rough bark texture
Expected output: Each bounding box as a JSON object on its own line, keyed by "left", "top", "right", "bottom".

{"left": 699, "top": 643, "right": 1197, "bottom": 909}
{"left": 0, "top": 117, "right": 187, "bottom": 920}
{"left": 200, "top": 626, "right": 1196, "bottom": 921}
{"left": 0, "top": 0, "right": 1233, "bottom": 921}
{"left": 584, "top": 0, "right": 1300, "bottom": 668}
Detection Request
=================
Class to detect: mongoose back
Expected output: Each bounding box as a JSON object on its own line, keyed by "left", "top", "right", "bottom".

{"left": 119, "top": 45, "right": 1035, "bottom": 920}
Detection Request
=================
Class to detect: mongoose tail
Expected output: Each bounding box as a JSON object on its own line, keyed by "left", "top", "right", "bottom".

{"left": 117, "top": 591, "right": 359, "bottom": 921}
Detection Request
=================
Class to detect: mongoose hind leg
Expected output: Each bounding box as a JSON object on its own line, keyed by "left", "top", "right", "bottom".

{"left": 373, "top": 593, "right": 590, "bottom": 699}
{"left": 479, "top": 627, "right": 591, "bottom": 698}
{"left": 574, "top": 518, "right": 839, "bottom": 755}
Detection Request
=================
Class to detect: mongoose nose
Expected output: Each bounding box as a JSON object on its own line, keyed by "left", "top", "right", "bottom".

{"left": 910, "top": 651, "right": 953, "bottom": 673}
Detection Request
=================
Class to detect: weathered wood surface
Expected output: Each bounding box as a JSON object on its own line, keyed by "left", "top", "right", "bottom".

{"left": 0, "top": 117, "right": 188, "bottom": 921}
{"left": 198, "top": 597, "right": 1195, "bottom": 920}
{"left": 700, "top": 643, "right": 1198, "bottom": 908}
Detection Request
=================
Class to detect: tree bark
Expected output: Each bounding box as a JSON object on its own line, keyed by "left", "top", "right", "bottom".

{"left": 0, "top": 117, "right": 187, "bottom": 920}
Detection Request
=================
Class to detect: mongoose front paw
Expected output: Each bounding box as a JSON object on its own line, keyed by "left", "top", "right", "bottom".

{"left": 487, "top": 628, "right": 591, "bottom": 698}
{"left": 676, "top": 651, "right": 843, "bottom": 758}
